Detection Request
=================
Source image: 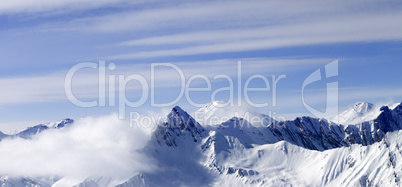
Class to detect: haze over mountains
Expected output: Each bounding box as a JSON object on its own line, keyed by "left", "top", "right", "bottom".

{"left": 1, "top": 101, "right": 402, "bottom": 186}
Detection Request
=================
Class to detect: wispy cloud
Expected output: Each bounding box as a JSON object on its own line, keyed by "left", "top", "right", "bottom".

{"left": 6, "top": 0, "right": 402, "bottom": 60}
{"left": 54, "top": 0, "right": 400, "bottom": 32}
{"left": 108, "top": 11, "right": 402, "bottom": 59}
{"left": 0, "top": 0, "right": 135, "bottom": 15}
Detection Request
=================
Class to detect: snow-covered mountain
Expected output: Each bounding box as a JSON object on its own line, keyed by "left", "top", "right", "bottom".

{"left": 2, "top": 102, "right": 402, "bottom": 186}
{"left": 332, "top": 102, "right": 378, "bottom": 124}
{"left": 332, "top": 102, "right": 401, "bottom": 125}
{"left": 142, "top": 102, "right": 402, "bottom": 186}
{"left": 195, "top": 100, "right": 275, "bottom": 128}
{"left": 0, "top": 118, "right": 74, "bottom": 141}
{"left": 195, "top": 100, "right": 239, "bottom": 126}
{"left": 6, "top": 118, "right": 74, "bottom": 139}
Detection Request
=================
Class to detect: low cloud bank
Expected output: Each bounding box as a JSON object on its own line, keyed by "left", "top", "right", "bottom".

{"left": 0, "top": 114, "right": 154, "bottom": 178}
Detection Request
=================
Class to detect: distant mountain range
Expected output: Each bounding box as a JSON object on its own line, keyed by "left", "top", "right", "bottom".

{"left": 1, "top": 102, "right": 402, "bottom": 186}
{"left": 0, "top": 118, "right": 74, "bottom": 139}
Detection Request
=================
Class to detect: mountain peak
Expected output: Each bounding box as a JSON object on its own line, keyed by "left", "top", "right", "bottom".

{"left": 201, "top": 101, "right": 227, "bottom": 110}
{"left": 47, "top": 118, "right": 74, "bottom": 129}
{"left": 196, "top": 101, "right": 243, "bottom": 127}
{"left": 171, "top": 106, "right": 186, "bottom": 115}
{"left": 152, "top": 106, "right": 206, "bottom": 147}
{"left": 352, "top": 102, "right": 374, "bottom": 114}
{"left": 332, "top": 102, "right": 380, "bottom": 125}
{"left": 167, "top": 106, "right": 201, "bottom": 131}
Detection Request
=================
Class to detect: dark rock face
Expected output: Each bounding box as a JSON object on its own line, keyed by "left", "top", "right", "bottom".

{"left": 267, "top": 103, "right": 402, "bottom": 151}
{"left": 153, "top": 106, "right": 206, "bottom": 147}
{"left": 266, "top": 116, "right": 348, "bottom": 151}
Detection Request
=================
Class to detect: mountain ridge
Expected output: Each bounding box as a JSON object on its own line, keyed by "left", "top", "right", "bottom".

{"left": 2, "top": 102, "right": 402, "bottom": 186}
{"left": 0, "top": 118, "right": 74, "bottom": 140}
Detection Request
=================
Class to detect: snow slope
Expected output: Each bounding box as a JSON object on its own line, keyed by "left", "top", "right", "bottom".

{"left": 208, "top": 131, "right": 402, "bottom": 186}
{"left": 335, "top": 102, "right": 378, "bottom": 124}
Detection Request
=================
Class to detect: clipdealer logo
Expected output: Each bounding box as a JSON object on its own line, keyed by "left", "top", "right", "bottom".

{"left": 64, "top": 61, "right": 286, "bottom": 120}
{"left": 64, "top": 59, "right": 339, "bottom": 127}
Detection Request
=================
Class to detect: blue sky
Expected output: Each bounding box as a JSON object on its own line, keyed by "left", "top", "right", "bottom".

{"left": 0, "top": 0, "right": 401, "bottom": 132}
